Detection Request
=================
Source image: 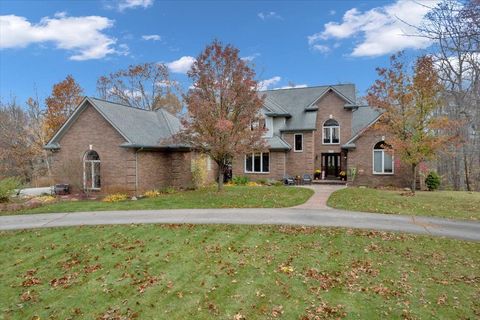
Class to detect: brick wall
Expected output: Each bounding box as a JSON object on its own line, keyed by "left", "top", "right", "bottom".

{"left": 232, "top": 151, "right": 286, "bottom": 180}
{"left": 347, "top": 128, "right": 410, "bottom": 188}
{"left": 50, "top": 103, "right": 136, "bottom": 194}
{"left": 282, "top": 132, "right": 315, "bottom": 176}
{"left": 313, "top": 91, "right": 353, "bottom": 171}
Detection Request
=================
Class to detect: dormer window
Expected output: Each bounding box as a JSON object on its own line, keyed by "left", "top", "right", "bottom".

{"left": 323, "top": 119, "right": 340, "bottom": 144}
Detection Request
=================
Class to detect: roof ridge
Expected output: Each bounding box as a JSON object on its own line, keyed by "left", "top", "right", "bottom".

{"left": 259, "top": 83, "right": 354, "bottom": 92}
{"left": 89, "top": 96, "right": 153, "bottom": 112}
{"left": 264, "top": 96, "right": 289, "bottom": 114}
{"left": 156, "top": 109, "right": 174, "bottom": 136}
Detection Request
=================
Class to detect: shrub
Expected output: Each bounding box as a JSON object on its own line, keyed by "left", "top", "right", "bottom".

{"left": 161, "top": 186, "right": 177, "bottom": 194}
{"left": 272, "top": 180, "right": 284, "bottom": 187}
{"left": 232, "top": 176, "right": 249, "bottom": 185}
{"left": 0, "top": 177, "right": 22, "bottom": 203}
{"left": 246, "top": 181, "right": 261, "bottom": 187}
{"left": 143, "top": 190, "right": 161, "bottom": 198}
{"left": 191, "top": 155, "right": 208, "bottom": 189}
{"left": 425, "top": 171, "right": 441, "bottom": 191}
{"left": 257, "top": 178, "right": 267, "bottom": 185}
{"left": 103, "top": 193, "right": 129, "bottom": 202}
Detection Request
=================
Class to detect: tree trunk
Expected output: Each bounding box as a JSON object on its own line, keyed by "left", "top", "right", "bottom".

{"left": 463, "top": 149, "right": 472, "bottom": 191}
{"left": 217, "top": 163, "right": 224, "bottom": 192}
{"left": 411, "top": 164, "right": 417, "bottom": 194}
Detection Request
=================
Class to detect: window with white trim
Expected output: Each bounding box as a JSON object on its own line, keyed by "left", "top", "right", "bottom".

{"left": 245, "top": 152, "right": 269, "bottom": 173}
{"left": 294, "top": 133, "right": 303, "bottom": 152}
{"left": 83, "top": 150, "right": 101, "bottom": 190}
{"left": 373, "top": 141, "right": 394, "bottom": 174}
{"left": 323, "top": 119, "right": 340, "bottom": 144}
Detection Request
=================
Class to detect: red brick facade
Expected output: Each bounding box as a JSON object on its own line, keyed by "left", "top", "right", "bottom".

{"left": 232, "top": 90, "right": 410, "bottom": 188}
{"left": 50, "top": 102, "right": 216, "bottom": 195}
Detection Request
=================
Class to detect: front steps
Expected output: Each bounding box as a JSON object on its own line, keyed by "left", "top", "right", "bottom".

{"left": 312, "top": 179, "right": 347, "bottom": 185}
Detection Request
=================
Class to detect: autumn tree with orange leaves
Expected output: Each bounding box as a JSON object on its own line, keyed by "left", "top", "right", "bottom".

{"left": 367, "top": 53, "right": 456, "bottom": 192}
{"left": 179, "top": 40, "right": 266, "bottom": 191}
{"left": 44, "top": 75, "right": 84, "bottom": 139}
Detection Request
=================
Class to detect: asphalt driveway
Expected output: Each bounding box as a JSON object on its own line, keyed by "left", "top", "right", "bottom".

{"left": 1, "top": 207, "right": 479, "bottom": 241}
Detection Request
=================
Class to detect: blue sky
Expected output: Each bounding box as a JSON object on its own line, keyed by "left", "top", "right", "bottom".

{"left": 0, "top": 0, "right": 437, "bottom": 104}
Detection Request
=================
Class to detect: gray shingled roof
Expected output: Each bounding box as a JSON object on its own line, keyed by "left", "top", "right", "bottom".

{"left": 45, "top": 97, "right": 183, "bottom": 149}
{"left": 265, "top": 136, "right": 291, "bottom": 150}
{"left": 90, "top": 98, "right": 182, "bottom": 147}
{"left": 260, "top": 84, "right": 357, "bottom": 131}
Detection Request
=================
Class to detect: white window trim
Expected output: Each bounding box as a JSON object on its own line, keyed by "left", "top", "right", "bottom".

{"left": 322, "top": 123, "right": 340, "bottom": 145}
{"left": 83, "top": 159, "right": 101, "bottom": 190}
{"left": 294, "top": 133, "right": 303, "bottom": 152}
{"left": 244, "top": 152, "right": 270, "bottom": 174}
{"left": 372, "top": 149, "right": 395, "bottom": 175}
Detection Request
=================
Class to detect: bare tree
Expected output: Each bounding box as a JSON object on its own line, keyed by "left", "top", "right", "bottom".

{"left": 412, "top": 0, "right": 480, "bottom": 190}
{"left": 0, "top": 97, "right": 34, "bottom": 181}
{"left": 26, "top": 89, "right": 52, "bottom": 179}
{"left": 96, "top": 62, "right": 183, "bottom": 114}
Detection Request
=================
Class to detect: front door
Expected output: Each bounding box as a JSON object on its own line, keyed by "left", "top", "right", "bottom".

{"left": 322, "top": 153, "right": 340, "bottom": 178}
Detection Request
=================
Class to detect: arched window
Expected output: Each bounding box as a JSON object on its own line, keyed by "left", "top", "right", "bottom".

{"left": 323, "top": 119, "right": 340, "bottom": 144}
{"left": 373, "top": 141, "right": 393, "bottom": 174}
{"left": 84, "top": 150, "right": 101, "bottom": 190}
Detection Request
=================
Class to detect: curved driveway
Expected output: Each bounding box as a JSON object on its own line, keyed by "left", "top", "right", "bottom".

{"left": 1, "top": 207, "right": 479, "bottom": 241}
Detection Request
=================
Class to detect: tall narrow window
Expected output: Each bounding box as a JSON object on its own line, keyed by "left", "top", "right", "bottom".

{"left": 373, "top": 141, "right": 394, "bottom": 174}
{"left": 294, "top": 133, "right": 303, "bottom": 152}
{"left": 84, "top": 150, "right": 101, "bottom": 190}
{"left": 323, "top": 119, "right": 340, "bottom": 144}
{"left": 244, "top": 152, "right": 270, "bottom": 173}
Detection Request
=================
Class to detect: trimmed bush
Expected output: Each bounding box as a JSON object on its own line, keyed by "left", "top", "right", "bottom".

{"left": 231, "top": 176, "right": 249, "bottom": 185}
{"left": 425, "top": 171, "right": 441, "bottom": 191}
{"left": 0, "top": 177, "right": 22, "bottom": 203}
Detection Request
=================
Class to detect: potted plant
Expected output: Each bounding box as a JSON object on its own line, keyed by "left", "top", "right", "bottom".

{"left": 339, "top": 171, "right": 346, "bottom": 181}
{"left": 314, "top": 169, "right": 321, "bottom": 180}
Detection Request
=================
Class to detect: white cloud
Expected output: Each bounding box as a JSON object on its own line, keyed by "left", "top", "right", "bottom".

{"left": 308, "top": 0, "right": 440, "bottom": 57}
{"left": 118, "top": 0, "right": 154, "bottom": 11}
{"left": 312, "top": 44, "right": 330, "bottom": 54}
{"left": 0, "top": 14, "right": 120, "bottom": 60}
{"left": 241, "top": 53, "right": 260, "bottom": 61}
{"left": 274, "top": 84, "right": 308, "bottom": 90}
{"left": 258, "top": 11, "right": 283, "bottom": 20}
{"left": 258, "top": 76, "right": 281, "bottom": 90}
{"left": 329, "top": 10, "right": 336, "bottom": 16}
{"left": 166, "top": 56, "right": 195, "bottom": 74}
{"left": 142, "top": 34, "right": 161, "bottom": 41}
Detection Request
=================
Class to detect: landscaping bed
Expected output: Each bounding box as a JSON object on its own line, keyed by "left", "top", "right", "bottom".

{"left": 0, "top": 224, "right": 478, "bottom": 319}
{"left": 0, "top": 186, "right": 313, "bottom": 216}
{"left": 328, "top": 187, "right": 480, "bottom": 220}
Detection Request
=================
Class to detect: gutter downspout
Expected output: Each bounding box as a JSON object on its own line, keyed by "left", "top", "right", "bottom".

{"left": 135, "top": 147, "right": 144, "bottom": 196}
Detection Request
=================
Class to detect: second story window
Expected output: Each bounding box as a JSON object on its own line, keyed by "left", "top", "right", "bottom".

{"left": 294, "top": 133, "right": 303, "bottom": 152}
{"left": 323, "top": 119, "right": 340, "bottom": 144}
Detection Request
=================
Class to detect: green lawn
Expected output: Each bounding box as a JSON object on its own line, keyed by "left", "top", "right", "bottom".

{"left": 2, "top": 186, "right": 313, "bottom": 216}
{"left": 328, "top": 187, "right": 480, "bottom": 220}
{"left": 1, "top": 224, "right": 478, "bottom": 319}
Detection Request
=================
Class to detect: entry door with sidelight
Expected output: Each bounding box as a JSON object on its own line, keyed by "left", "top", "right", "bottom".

{"left": 322, "top": 153, "right": 340, "bottom": 178}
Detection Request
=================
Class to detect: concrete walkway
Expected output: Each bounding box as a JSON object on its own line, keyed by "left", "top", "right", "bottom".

{"left": 294, "top": 184, "right": 346, "bottom": 209}
{"left": 1, "top": 207, "right": 479, "bottom": 241}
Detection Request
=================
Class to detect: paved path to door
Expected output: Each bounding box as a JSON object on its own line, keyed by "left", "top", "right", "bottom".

{"left": 294, "top": 184, "right": 346, "bottom": 209}
{"left": 1, "top": 206, "right": 479, "bottom": 241}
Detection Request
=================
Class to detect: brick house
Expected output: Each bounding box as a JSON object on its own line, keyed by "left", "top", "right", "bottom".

{"left": 45, "top": 84, "right": 410, "bottom": 194}
{"left": 232, "top": 84, "right": 410, "bottom": 187}
{"left": 45, "top": 97, "right": 217, "bottom": 194}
